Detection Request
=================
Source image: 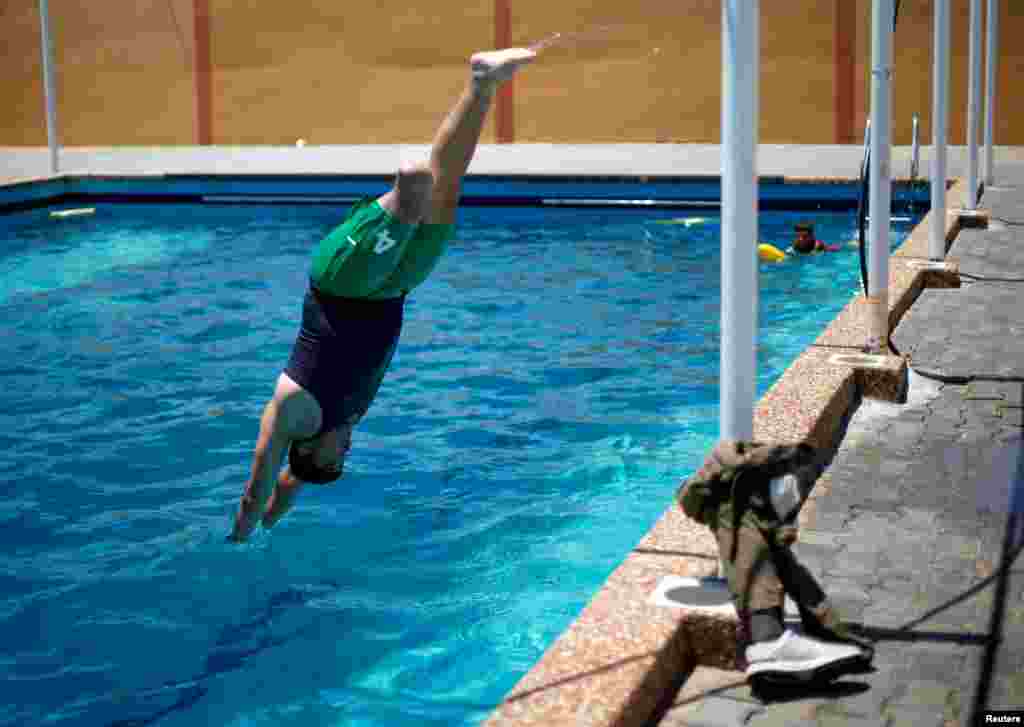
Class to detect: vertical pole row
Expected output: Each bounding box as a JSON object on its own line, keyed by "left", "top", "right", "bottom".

{"left": 39, "top": 0, "right": 59, "bottom": 174}
{"left": 720, "top": 0, "right": 759, "bottom": 442}
{"left": 930, "top": 0, "right": 950, "bottom": 261}
{"left": 966, "top": 0, "right": 982, "bottom": 209}
{"left": 867, "top": 0, "right": 894, "bottom": 353}
{"left": 983, "top": 0, "right": 999, "bottom": 187}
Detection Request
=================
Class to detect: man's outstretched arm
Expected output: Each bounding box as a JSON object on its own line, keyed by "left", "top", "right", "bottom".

{"left": 228, "top": 375, "right": 320, "bottom": 542}
{"left": 228, "top": 398, "right": 292, "bottom": 542}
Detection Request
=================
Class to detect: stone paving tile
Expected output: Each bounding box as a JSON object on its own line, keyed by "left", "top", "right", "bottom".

{"left": 806, "top": 511, "right": 852, "bottom": 533}
{"left": 742, "top": 686, "right": 895, "bottom": 727}
{"left": 672, "top": 667, "right": 754, "bottom": 705}
{"left": 814, "top": 717, "right": 886, "bottom": 727}
{"left": 990, "top": 671, "right": 1024, "bottom": 711}
{"left": 817, "top": 682, "right": 895, "bottom": 721}
{"left": 876, "top": 420, "right": 925, "bottom": 444}
{"left": 796, "top": 530, "right": 850, "bottom": 548}
{"left": 983, "top": 383, "right": 1024, "bottom": 407}
{"left": 964, "top": 381, "right": 1019, "bottom": 402}
{"left": 867, "top": 574, "right": 919, "bottom": 597}
{"left": 988, "top": 678, "right": 1024, "bottom": 719}
{"left": 927, "top": 567, "right": 981, "bottom": 596}
{"left": 823, "top": 577, "right": 875, "bottom": 602}
{"left": 958, "top": 423, "right": 997, "bottom": 446}
{"left": 998, "top": 408, "right": 1024, "bottom": 427}
{"left": 895, "top": 508, "right": 942, "bottom": 533}
{"left": 904, "top": 648, "right": 976, "bottom": 689}
{"left": 883, "top": 706, "right": 947, "bottom": 727}
{"left": 658, "top": 695, "right": 765, "bottom": 727}
{"left": 788, "top": 542, "right": 839, "bottom": 574}
{"left": 962, "top": 402, "right": 1003, "bottom": 420}
{"left": 743, "top": 717, "right": 817, "bottom": 727}
{"left": 860, "top": 602, "right": 913, "bottom": 629}
{"left": 888, "top": 679, "right": 957, "bottom": 710}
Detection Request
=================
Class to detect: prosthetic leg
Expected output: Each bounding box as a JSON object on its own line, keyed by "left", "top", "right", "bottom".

{"left": 678, "top": 440, "right": 874, "bottom": 687}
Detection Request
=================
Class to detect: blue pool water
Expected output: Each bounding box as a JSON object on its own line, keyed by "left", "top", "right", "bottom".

{"left": 0, "top": 202, "right": 920, "bottom": 726}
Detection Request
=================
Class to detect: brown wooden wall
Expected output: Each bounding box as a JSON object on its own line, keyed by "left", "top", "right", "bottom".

{"left": 2, "top": 1, "right": 1021, "bottom": 148}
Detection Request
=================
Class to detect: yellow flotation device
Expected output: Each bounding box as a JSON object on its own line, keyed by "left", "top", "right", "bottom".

{"left": 758, "top": 243, "right": 787, "bottom": 262}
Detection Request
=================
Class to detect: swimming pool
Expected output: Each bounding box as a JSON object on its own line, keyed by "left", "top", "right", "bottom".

{"left": 0, "top": 201, "right": 921, "bottom": 726}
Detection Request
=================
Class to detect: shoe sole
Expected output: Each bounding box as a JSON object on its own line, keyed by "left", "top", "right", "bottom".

{"left": 747, "top": 653, "right": 872, "bottom": 686}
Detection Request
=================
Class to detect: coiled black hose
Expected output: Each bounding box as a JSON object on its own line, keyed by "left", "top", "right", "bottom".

{"left": 857, "top": 148, "right": 871, "bottom": 297}
{"left": 855, "top": 0, "right": 903, "bottom": 356}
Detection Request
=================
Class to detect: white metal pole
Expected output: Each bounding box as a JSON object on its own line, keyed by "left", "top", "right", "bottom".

{"left": 39, "top": 0, "right": 59, "bottom": 175}
{"left": 867, "top": 0, "right": 893, "bottom": 353}
{"left": 720, "top": 0, "right": 758, "bottom": 442}
{"left": 930, "top": 0, "right": 950, "bottom": 261}
{"left": 983, "top": 0, "right": 999, "bottom": 187}
{"left": 966, "top": 0, "right": 982, "bottom": 209}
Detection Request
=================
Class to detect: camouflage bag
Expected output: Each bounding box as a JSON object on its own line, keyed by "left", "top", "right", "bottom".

{"left": 677, "top": 440, "right": 875, "bottom": 661}
{"left": 676, "top": 439, "right": 821, "bottom": 556}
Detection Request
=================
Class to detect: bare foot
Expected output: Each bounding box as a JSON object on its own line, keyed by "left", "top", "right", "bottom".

{"left": 471, "top": 48, "right": 537, "bottom": 87}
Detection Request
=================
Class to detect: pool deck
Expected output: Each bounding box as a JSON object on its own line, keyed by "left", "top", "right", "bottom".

{"left": 3, "top": 144, "right": 1023, "bottom": 726}
{"left": 4, "top": 144, "right": 1024, "bottom": 183}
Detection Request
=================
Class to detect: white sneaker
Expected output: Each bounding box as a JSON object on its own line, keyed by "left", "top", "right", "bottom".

{"left": 745, "top": 630, "right": 870, "bottom": 684}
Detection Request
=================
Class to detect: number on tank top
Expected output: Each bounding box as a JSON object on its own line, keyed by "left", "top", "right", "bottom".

{"left": 374, "top": 230, "right": 398, "bottom": 254}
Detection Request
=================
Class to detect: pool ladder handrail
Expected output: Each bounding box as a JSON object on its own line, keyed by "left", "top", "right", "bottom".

{"left": 859, "top": 114, "right": 918, "bottom": 182}
{"left": 860, "top": 119, "right": 872, "bottom": 180}
{"left": 857, "top": 121, "right": 871, "bottom": 296}
{"left": 910, "top": 112, "right": 920, "bottom": 180}
{"left": 855, "top": 116, "right": 907, "bottom": 357}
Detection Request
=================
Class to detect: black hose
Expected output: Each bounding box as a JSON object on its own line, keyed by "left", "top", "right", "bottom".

{"left": 887, "top": 0, "right": 903, "bottom": 356}
{"left": 852, "top": 0, "right": 903, "bottom": 357}
{"left": 855, "top": 134, "right": 903, "bottom": 357}
{"left": 857, "top": 150, "right": 871, "bottom": 296}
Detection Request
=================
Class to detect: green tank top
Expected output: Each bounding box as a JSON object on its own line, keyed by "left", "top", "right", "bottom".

{"left": 310, "top": 198, "right": 453, "bottom": 299}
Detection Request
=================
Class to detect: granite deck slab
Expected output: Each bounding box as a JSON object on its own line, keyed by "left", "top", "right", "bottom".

{"left": 948, "top": 227, "right": 1024, "bottom": 281}
{"left": 891, "top": 283, "right": 1024, "bottom": 381}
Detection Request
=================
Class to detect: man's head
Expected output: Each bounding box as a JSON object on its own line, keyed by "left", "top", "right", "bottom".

{"left": 792, "top": 223, "right": 816, "bottom": 254}
{"left": 287, "top": 426, "right": 353, "bottom": 484}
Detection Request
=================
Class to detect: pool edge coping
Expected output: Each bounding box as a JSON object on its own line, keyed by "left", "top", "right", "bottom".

{"left": 481, "top": 179, "right": 972, "bottom": 727}
{"left": 0, "top": 171, "right": 934, "bottom": 216}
